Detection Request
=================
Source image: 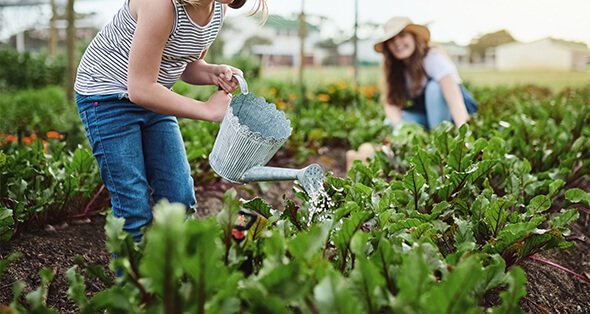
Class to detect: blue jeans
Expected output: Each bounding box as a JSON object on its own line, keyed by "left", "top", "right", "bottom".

{"left": 402, "top": 81, "right": 478, "bottom": 130}
{"left": 75, "top": 93, "right": 196, "bottom": 241}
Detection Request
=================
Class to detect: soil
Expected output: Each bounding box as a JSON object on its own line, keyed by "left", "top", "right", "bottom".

{"left": 0, "top": 146, "right": 589, "bottom": 313}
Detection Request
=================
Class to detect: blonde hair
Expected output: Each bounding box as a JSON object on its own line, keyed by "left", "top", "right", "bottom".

{"left": 178, "top": 0, "right": 268, "bottom": 23}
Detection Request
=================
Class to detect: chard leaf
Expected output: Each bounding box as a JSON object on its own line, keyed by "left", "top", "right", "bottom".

{"left": 466, "top": 160, "right": 498, "bottom": 184}
{"left": 313, "top": 271, "right": 364, "bottom": 314}
{"left": 409, "top": 148, "right": 436, "bottom": 186}
{"left": 550, "top": 209, "right": 579, "bottom": 229}
{"left": 483, "top": 199, "right": 510, "bottom": 237}
{"left": 65, "top": 266, "right": 88, "bottom": 309}
{"left": 490, "top": 267, "right": 527, "bottom": 314}
{"left": 140, "top": 201, "right": 186, "bottom": 311}
{"left": 420, "top": 256, "right": 483, "bottom": 314}
{"left": 396, "top": 246, "right": 434, "bottom": 305}
{"left": 242, "top": 197, "right": 272, "bottom": 218}
{"left": 448, "top": 138, "right": 469, "bottom": 173}
{"left": 287, "top": 221, "right": 331, "bottom": 261}
{"left": 350, "top": 258, "right": 387, "bottom": 313}
{"left": 404, "top": 168, "right": 426, "bottom": 196}
{"left": 525, "top": 195, "right": 551, "bottom": 215}
{"left": 565, "top": 188, "right": 590, "bottom": 206}
{"left": 454, "top": 217, "right": 476, "bottom": 253}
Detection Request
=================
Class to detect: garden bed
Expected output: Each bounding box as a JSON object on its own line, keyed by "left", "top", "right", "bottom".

{"left": 1, "top": 146, "right": 588, "bottom": 313}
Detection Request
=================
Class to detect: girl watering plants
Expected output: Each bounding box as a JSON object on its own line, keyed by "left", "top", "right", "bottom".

{"left": 375, "top": 16, "right": 478, "bottom": 130}
{"left": 74, "top": 0, "right": 268, "bottom": 241}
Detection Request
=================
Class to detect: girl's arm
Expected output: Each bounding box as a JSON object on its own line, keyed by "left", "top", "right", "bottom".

{"left": 127, "top": 0, "right": 231, "bottom": 122}
{"left": 180, "top": 58, "right": 242, "bottom": 93}
{"left": 383, "top": 102, "right": 403, "bottom": 125}
{"left": 438, "top": 74, "right": 470, "bottom": 126}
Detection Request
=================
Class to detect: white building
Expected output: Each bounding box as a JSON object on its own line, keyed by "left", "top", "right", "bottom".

{"left": 495, "top": 38, "right": 590, "bottom": 71}
{"left": 222, "top": 14, "right": 321, "bottom": 67}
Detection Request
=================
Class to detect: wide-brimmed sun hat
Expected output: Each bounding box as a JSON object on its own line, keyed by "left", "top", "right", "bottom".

{"left": 374, "top": 16, "right": 430, "bottom": 53}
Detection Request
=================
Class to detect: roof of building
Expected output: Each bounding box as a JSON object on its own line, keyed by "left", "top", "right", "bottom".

{"left": 498, "top": 37, "right": 589, "bottom": 52}
{"left": 263, "top": 14, "right": 320, "bottom": 33}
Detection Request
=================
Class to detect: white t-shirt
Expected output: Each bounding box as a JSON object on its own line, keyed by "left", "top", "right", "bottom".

{"left": 406, "top": 47, "right": 462, "bottom": 96}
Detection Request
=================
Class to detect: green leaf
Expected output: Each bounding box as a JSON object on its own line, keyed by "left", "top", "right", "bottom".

{"left": 0, "top": 206, "right": 15, "bottom": 241}
{"left": 404, "top": 168, "right": 426, "bottom": 196}
{"left": 313, "top": 271, "right": 364, "bottom": 314}
{"left": 565, "top": 188, "right": 590, "bottom": 206}
{"left": 333, "top": 211, "right": 373, "bottom": 266}
{"left": 396, "top": 246, "right": 434, "bottom": 305}
{"left": 525, "top": 195, "right": 551, "bottom": 215}
{"left": 287, "top": 221, "right": 331, "bottom": 262}
{"left": 242, "top": 197, "right": 273, "bottom": 218}
{"left": 0, "top": 251, "right": 21, "bottom": 275}
{"left": 454, "top": 217, "right": 476, "bottom": 253}
{"left": 409, "top": 148, "right": 436, "bottom": 185}
{"left": 420, "top": 256, "right": 483, "bottom": 314}
{"left": 181, "top": 217, "right": 237, "bottom": 313}
{"left": 490, "top": 267, "right": 527, "bottom": 314}
{"left": 139, "top": 201, "right": 187, "bottom": 310}
{"left": 466, "top": 160, "right": 498, "bottom": 184}
{"left": 550, "top": 209, "right": 579, "bottom": 229}
{"left": 25, "top": 267, "right": 57, "bottom": 313}
{"left": 448, "top": 138, "right": 469, "bottom": 172}
{"left": 483, "top": 198, "right": 511, "bottom": 237}
{"left": 65, "top": 266, "right": 88, "bottom": 309}
{"left": 547, "top": 179, "right": 565, "bottom": 198}
{"left": 349, "top": 242, "right": 387, "bottom": 313}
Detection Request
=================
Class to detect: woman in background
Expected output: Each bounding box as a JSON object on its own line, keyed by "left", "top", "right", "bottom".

{"left": 374, "top": 16, "right": 478, "bottom": 130}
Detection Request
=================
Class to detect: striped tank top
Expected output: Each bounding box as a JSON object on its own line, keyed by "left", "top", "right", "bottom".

{"left": 74, "top": 0, "right": 224, "bottom": 95}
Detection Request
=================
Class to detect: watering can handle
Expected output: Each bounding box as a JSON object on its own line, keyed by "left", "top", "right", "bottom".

{"left": 232, "top": 74, "right": 249, "bottom": 95}
{"left": 218, "top": 73, "right": 249, "bottom": 95}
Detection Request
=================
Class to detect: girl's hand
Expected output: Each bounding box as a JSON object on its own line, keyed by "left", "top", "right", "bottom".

{"left": 204, "top": 90, "right": 232, "bottom": 122}
{"left": 214, "top": 64, "right": 243, "bottom": 94}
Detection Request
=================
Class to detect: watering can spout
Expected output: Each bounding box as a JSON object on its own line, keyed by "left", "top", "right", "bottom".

{"left": 241, "top": 163, "right": 325, "bottom": 196}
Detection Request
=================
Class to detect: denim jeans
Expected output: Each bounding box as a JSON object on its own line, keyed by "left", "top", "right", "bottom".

{"left": 402, "top": 80, "right": 478, "bottom": 130}
{"left": 75, "top": 93, "right": 196, "bottom": 241}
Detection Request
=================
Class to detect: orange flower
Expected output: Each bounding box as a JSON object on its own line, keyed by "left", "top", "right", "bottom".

{"left": 4, "top": 135, "right": 17, "bottom": 143}
{"left": 318, "top": 93, "right": 330, "bottom": 103}
{"left": 46, "top": 130, "right": 62, "bottom": 139}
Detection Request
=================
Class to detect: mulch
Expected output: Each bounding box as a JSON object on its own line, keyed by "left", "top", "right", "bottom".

{"left": 0, "top": 146, "right": 588, "bottom": 313}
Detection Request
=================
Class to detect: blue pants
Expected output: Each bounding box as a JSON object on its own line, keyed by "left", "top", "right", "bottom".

{"left": 75, "top": 93, "right": 196, "bottom": 240}
{"left": 402, "top": 81, "right": 478, "bottom": 130}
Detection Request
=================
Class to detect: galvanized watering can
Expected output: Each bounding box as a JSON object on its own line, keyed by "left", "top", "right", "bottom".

{"left": 209, "top": 75, "right": 324, "bottom": 196}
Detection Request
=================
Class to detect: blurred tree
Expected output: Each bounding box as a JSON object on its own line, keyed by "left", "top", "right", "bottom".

{"left": 316, "top": 38, "right": 338, "bottom": 65}
{"left": 469, "top": 29, "right": 516, "bottom": 62}
{"left": 49, "top": 0, "right": 57, "bottom": 58}
{"left": 65, "top": 0, "right": 75, "bottom": 101}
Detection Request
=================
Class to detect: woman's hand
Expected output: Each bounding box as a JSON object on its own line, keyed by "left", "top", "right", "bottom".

{"left": 204, "top": 90, "right": 232, "bottom": 122}
{"left": 213, "top": 64, "right": 243, "bottom": 94}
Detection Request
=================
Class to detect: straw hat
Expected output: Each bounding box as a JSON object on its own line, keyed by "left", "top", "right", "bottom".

{"left": 374, "top": 16, "right": 430, "bottom": 53}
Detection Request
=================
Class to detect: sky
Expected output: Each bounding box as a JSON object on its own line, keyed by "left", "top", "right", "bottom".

{"left": 254, "top": 0, "right": 590, "bottom": 45}
{"left": 2, "top": 0, "right": 590, "bottom": 46}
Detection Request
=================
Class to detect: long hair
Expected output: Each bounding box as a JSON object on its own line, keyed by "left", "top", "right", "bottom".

{"left": 381, "top": 32, "right": 429, "bottom": 108}
{"left": 177, "top": 0, "right": 268, "bottom": 22}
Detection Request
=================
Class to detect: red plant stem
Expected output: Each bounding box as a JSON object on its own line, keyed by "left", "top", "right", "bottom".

{"left": 72, "top": 184, "right": 106, "bottom": 218}
{"left": 528, "top": 255, "right": 590, "bottom": 285}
